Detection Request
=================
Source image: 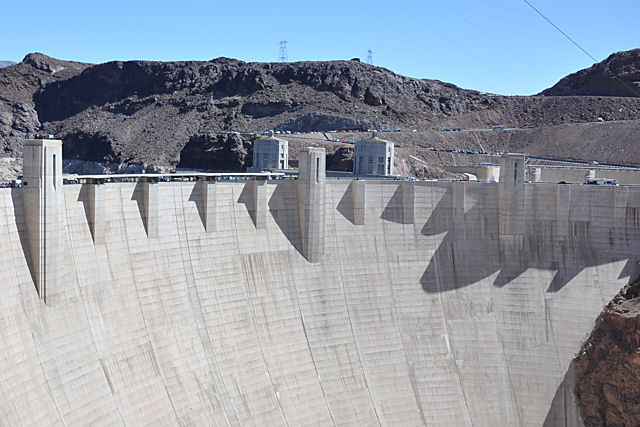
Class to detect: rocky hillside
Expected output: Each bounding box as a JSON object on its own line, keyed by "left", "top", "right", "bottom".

{"left": 2, "top": 50, "right": 640, "bottom": 173}
{"left": 541, "top": 49, "right": 640, "bottom": 97}
{"left": 574, "top": 279, "right": 640, "bottom": 426}
{"left": 0, "top": 61, "right": 16, "bottom": 68}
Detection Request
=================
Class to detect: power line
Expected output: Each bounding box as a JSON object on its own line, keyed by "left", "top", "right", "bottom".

{"left": 437, "top": 0, "right": 552, "bottom": 80}
{"left": 347, "top": 0, "right": 519, "bottom": 93}
{"left": 383, "top": 0, "right": 529, "bottom": 93}
{"left": 522, "top": 0, "right": 640, "bottom": 97}
{"left": 522, "top": 0, "right": 598, "bottom": 63}
{"left": 278, "top": 40, "right": 288, "bottom": 62}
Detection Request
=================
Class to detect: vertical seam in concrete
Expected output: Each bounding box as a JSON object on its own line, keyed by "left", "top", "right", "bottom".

{"left": 117, "top": 185, "right": 181, "bottom": 423}
{"left": 7, "top": 195, "right": 66, "bottom": 426}
{"left": 63, "top": 190, "right": 127, "bottom": 426}
{"left": 548, "top": 185, "right": 579, "bottom": 379}
{"left": 381, "top": 216, "right": 428, "bottom": 426}
{"left": 543, "top": 285, "right": 578, "bottom": 427}
{"left": 544, "top": 297, "right": 565, "bottom": 376}
{"left": 42, "top": 148, "right": 47, "bottom": 302}
{"left": 330, "top": 186, "right": 383, "bottom": 426}
{"left": 16, "top": 296, "right": 68, "bottom": 426}
{"left": 292, "top": 282, "right": 338, "bottom": 426}
{"left": 232, "top": 184, "right": 290, "bottom": 427}
{"left": 488, "top": 285, "right": 525, "bottom": 426}
{"left": 432, "top": 250, "right": 475, "bottom": 427}
{"left": 429, "top": 187, "right": 474, "bottom": 427}
{"left": 174, "top": 184, "right": 238, "bottom": 424}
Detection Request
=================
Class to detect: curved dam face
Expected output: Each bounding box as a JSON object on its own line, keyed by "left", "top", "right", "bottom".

{"left": 1, "top": 151, "right": 638, "bottom": 425}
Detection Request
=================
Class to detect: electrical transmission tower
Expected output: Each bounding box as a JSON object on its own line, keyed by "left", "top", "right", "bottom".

{"left": 366, "top": 49, "right": 373, "bottom": 65}
{"left": 278, "top": 40, "right": 288, "bottom": 62}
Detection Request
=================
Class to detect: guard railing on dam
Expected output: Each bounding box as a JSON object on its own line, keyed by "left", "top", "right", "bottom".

{"left": 61, "top": 172, "right": 286, "bottom": 185}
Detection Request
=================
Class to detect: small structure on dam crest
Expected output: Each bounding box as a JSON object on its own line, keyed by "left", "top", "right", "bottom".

{"left": 354, "top": 131, "right": 394, "bottom": 176}
{"left": 251, "top": 131, "right": 289, "bottom": 171}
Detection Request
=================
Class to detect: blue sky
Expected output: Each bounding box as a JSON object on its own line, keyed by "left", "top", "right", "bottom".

{"left": 2, "top": 0, "right": 638, "bottom": 95}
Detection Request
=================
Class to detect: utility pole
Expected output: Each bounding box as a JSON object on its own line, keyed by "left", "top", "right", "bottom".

{"left": 278, "top": 40, "right": 288, "bottom": 62}
{"left": 366, "top": 49, "right": 373, "bottom": 65}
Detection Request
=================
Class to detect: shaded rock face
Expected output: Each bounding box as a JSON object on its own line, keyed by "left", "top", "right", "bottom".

{"left": 326, "top": 146, "right": 353, "bottom": 171}
{"left": 241, "top": 100, "right": 293, "bottom": 118}
{"left": 177, "top": 133, "right": 251, "bottom": 171}
{"left": 575, "top": 279, "right": 640, "bottom": 426}
{"left": 542, "top": 49, "right": 640, "bottom": 97}
{"left": 275, "top": 113, "right": 371, "bottom": 132}
{"left": 62, "top": 131, "right": 118, "bottom": 162}
{"left": 34, "top": 59, "right": 269, "bottom": 122}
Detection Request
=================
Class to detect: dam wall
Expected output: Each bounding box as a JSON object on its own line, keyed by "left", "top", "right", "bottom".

{"left": 0, "top": 159, "right": 639, "bottom": 424}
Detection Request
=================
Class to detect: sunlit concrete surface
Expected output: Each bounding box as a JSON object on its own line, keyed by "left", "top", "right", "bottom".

{"left": 0, "top": 154, "right": 637, "bottom": 425}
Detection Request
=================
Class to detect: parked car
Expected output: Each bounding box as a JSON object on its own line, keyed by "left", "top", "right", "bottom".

{"left": 11, "top": 175, "right": 23, "bottom": 188}
{"left": 587, "top": 178, "right": 617, "bottom": 186}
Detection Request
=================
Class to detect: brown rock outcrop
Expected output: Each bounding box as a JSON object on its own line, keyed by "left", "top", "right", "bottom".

{"left": 575, "top": 279, "right": 640, "bottom": 426}
{"left": 177, "top": 133, "right": 251, "bottom": 171}
{"left": 541, "top": 49, "right": 640, "bottom": 97}
{"left": 3, "top": 50, "right": 640, "bottom": 173}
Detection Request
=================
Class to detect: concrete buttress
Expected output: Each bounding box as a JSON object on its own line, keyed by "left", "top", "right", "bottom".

{"left": 499, "top": 153, "right": 526, "bottom": 255}
{"left": 252, "top": 179, "right": 267, "bottom": 229}
{"left": 401, "top": 180, "right": 415, "bottom": 224}
{"left": 87, "top": 181, "right": 105, "bottom": 245}
{"left": 22, "top": 138, "right": 64, "bottom": 302}
{"left": 202, "top": 180, "right": 217, "bottom": 232}
{"left": 352, "top": 180, "right": 366, "bottom": 225}
{"left": 142, "top": 178, "right": 159, "bottom": 238}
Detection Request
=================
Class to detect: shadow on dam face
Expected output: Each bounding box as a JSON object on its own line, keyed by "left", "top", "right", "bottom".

{"left": 418, "top": 184, "right": 640, "bottom": 294}
{"left": 131, "top": 181, "right": 152, "bottom": 236}
{"left": 12, "top": 144, "right": 640, "bottom": 424}
{"left": 380, "top": 185, "right": 404, "bottom": 224}
{"left": 543, "top": 361, "right": 582, "bottom": 427}
{"left": 188, "top": 181, "right": 206, "bottom": 229}
{"left": 237, "top": 181, "right": 304, "bottom": 256}
{"left": 237, "top": 182, "right": 256, "bottom": 226}
{"left": 10, "top": 188, "right": 36, "bottom": 289}
{"left": 267, "top": 183, "right": 303, "bottom": 255}
{"left": 337, "top": 182, "right": 356, "bottom": 225}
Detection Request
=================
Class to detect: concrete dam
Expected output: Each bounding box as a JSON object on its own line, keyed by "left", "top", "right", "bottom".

{"left": 1, "top": 140, "right": 638, "bottom": 425}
